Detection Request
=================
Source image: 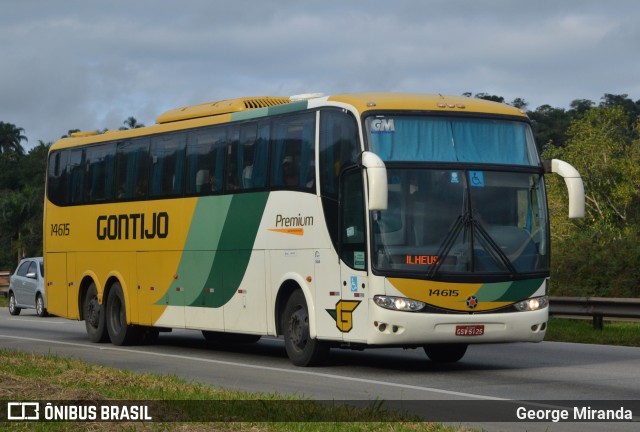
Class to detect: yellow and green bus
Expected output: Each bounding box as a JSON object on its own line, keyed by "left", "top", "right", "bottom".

{"left": 44, "top": 93, "right": 584, "bottom": 366}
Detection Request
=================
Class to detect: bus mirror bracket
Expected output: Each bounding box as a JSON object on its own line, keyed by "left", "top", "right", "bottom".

{"left": 543, "top": 159, "right": 585, "bottom": 219}
{"left": 359, "top": 151, "right": 388, "bottom": 211}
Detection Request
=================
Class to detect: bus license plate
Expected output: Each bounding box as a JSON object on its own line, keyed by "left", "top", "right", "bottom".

{"left": 455, "top": 325, "right": 484, "bottom": 336}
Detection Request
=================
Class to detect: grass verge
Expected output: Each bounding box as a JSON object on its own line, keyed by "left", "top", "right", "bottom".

{"left": 0, "top": 350, "right": 464, "bottom": 431}
{"left": 544, "top": 317, "right": 640, "bottom": 347}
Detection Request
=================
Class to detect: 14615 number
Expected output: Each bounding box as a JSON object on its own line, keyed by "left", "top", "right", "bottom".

{"left": 51, "top": 223, "right": 70, "bottom": 236}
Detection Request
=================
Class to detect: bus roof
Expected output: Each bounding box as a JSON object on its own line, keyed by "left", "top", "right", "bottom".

{"left": 51, "top": 93, "right": 528, "bottom": 150}
{"left": 327, "top": 93, "right": 527, "bottom": 118}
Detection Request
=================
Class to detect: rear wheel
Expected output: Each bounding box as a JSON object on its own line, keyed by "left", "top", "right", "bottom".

{"left": 84, "top": 283, "right": 109, "bottom": 342}
{"left": 106, "top": 282, "right": 141, "bottom": 346}
{"left": 282, "top": 290, "right": 328, "bottom": 366}
{"left": 35, "top": 294, "right": 48, "bottom": 317}
{"left": 423, "top": 344, "right": 468, "bottom": 363}
{"left": 8, "top": 292, "right": 21, "bottom": 316}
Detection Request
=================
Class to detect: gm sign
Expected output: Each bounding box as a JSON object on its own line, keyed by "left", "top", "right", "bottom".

{"left": 370, "top": 118, "right": 395, "bottom": 133}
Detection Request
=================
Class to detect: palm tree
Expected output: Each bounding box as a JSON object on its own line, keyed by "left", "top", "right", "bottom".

{"left": 0, "top": 186, "right": 41, "bottom": 261}
{"left": 0, "top": 122, "right": 27, "bottom": 155}
{"left": 120, "top": 117, "right": 145, "bottom": 130}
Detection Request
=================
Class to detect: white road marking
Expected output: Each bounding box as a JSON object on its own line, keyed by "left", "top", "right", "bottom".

{"left": 0, "top": 333, "right": 504, "bottom": 401}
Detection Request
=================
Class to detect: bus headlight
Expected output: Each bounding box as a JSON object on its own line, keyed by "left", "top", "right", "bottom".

{"left": 514, "top": 295, "right": 549, "bottom": 312}
{"left": 374, "top": 295, "right": 426, "bottom": 312}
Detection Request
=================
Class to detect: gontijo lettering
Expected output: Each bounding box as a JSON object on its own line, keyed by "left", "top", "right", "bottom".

{"left": 97, "top": 212, "right": 169, "bottom": 240}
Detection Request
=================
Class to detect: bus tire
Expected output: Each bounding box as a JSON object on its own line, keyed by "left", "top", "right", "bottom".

{"left": 282, "top": 290, "right": 328, "bottom": 367}
{"left": 83, "top": 283, "right": 109, "bottom": 343}
{"left": 105, "top": 282, "right": 141, "bottom": 346}
{"left": 423, "top": 343, "right": 468, "bottom": 363}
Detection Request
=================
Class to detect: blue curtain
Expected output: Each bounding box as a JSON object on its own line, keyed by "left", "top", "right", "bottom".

{"left": 369, "top": 117, "right": 531, "bottom": 165}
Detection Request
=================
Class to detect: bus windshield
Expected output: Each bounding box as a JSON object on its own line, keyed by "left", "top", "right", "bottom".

{"left": 371, "top": 168, "right": 549, "bottom": 278}
{"left": 366, "top": 115, "right": 539, "bottom": 166}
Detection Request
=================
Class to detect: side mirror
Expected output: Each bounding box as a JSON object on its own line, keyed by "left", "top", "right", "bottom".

{"left": 544, "top": 159, "right": 585, "bottom": 219}
{"left": 359, "top": 151, "right": 388, "bottom": 210}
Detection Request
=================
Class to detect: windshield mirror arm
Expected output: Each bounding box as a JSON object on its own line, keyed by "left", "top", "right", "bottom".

{"left": 543, "top": 159, "right": 585, "bottom": 218}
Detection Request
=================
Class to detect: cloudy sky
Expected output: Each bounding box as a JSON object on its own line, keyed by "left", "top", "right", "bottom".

{"left": 2, "top": 0, "right": 639, "bottom": 149}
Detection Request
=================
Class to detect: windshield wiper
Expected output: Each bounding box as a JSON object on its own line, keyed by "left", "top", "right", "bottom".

{"left": 427, "top": 213, "right": 468, "bottom": 278}
{"left": 472, "top": 220, "right": 517, "bottom": 274}
{"left": 427, "top": 174, "right": 519, "bottom": 277}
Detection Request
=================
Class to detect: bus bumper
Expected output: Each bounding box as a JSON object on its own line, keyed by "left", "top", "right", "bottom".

{"left": 365, "top": 303, "right": 548, "bottom": 345}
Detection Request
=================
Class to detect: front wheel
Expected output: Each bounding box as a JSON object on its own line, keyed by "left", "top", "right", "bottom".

{"left": 36, "top": 294, "right": 48, "bottom": 317}
{"left": 282, "top": 290, "right": 328, "bottom": 367}
{"left": 8, "top": 292, "right": 21, "bottom": 316}
{"left": 423, "top": 343, "right": 468, "bottom": 363}
{"left": 105, "top": 282, "right": 141, "bottom": 346}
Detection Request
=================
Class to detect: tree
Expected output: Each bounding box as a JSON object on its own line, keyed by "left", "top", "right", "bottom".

{"left": 528, "top": 105, "right": 571, "bottom": 150}
{"left": 0, "top": 185, "right": 43, "bottom": 262}
{"left": 0, "top": 139, "right": 48, "bottom": 268}
{"left": 543, "top": 105, "right": 640, "bottom": 297}
{"left": 61, "top": 129, "right": 81, "bottom": 138}
{"left": 0, "top": 122, "right": 27, "bottom": 155}
{"left": 510, "top": 97, "right": 528, "bottom": 110}
{"left": 473, "top": 93, "right": 505, "bottom": 103}
{"left": 547, "top": 106, "right": 639, "bottom": 234}
{"left": 569, "top": 98, "right": 594, "bottom": 115}
{"left": 120, "top": 117, "right": 145, "bottom": 130}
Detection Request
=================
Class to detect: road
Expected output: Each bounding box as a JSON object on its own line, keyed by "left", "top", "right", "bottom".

{"left": 1, "top": 308, "right": 639, "bottom": 431}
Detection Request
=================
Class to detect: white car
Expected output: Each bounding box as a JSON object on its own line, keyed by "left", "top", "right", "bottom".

{"left": 8, "top": 257, "right": 48, "bottom": 317}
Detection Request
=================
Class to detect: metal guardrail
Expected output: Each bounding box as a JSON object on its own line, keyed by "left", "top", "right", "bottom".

{"left": 0, "top": 275, "right": 636, "bottom": 327}
{"left": 0, "top": 271, "right": 10, "bottom": 298}
{"left": 549, "top": 296, "right": 640, "bottom": 329}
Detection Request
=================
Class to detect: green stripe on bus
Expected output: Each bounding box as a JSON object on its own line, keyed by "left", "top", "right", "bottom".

{"left": 475, "top": 278, "right": 544, "bottom": 302}
{"left": 157, "top": 192, "right": 270, "bottom": 308}
{"left": 230, "top": 100, "right": 309, "bottom": 122}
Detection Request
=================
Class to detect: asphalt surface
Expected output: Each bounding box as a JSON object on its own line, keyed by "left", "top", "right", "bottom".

{"left": 1, "top": 308, "right": 639, "bottom": 431}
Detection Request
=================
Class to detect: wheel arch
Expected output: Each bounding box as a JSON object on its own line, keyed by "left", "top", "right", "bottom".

{"left": 274, "top": 275, "right": 316, "bottom": 338}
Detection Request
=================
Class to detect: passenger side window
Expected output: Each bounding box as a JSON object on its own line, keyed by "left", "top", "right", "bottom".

{"left": 68, "top": 148, "right": 85, "bottom": 204}
{"left": 84, "top": 143, "right": 116, "bottom": 202}
{"left": 116, "top": 138, "right": 150, "bottom": 200}
{"left": 186, "top": 127, "right": 225, "bottom": 194}
{"left": 319, "top": 109, "right": 359, "bottom": 198}
{"left": 150, "top": 133, "right": 186, "bottom": 197}
{"left": 271, "top": 112, "right": 316, "bottom": 191}
{"left": 47, "top": 150, "right": 69, "bottom": 206}
{"left": 225, "top": 122, "right": 269, "bottom": 191}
